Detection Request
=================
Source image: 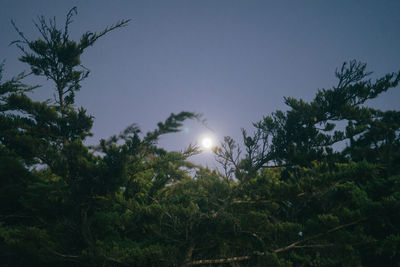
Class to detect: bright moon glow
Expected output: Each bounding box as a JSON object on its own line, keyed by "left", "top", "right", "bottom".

{"left": 201, "top": 137, "right": 213, "bottom": 150}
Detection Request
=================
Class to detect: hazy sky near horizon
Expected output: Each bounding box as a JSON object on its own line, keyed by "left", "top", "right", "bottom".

{"left": 1, "top": 0, "right": 400, "bottom": 166}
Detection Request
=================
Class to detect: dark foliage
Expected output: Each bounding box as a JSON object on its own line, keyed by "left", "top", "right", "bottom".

{"left": 1, "top": 8, "right": 399, "bottom": 267}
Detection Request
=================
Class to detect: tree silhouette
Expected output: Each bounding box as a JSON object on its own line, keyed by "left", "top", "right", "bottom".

{"left": 1, "top": 8, "right": 399, "bottom": 267}
{"left": 11, "top": 7, "right": 130, "bottom": 115}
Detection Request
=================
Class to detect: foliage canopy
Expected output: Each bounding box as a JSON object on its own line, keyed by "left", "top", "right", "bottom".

{"left": 1, "top": 8, "right": 399, "bottom": 267}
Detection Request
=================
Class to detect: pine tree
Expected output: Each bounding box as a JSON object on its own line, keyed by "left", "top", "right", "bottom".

{"left": 1, "top": 7, "right": 399, "bottom": 266}
{"left": 207, "top": 60, "right": 400, "bottom": 266}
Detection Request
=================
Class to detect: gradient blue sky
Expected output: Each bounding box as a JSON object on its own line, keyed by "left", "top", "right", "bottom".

{"left": 1, "top": 0, "right": 400, "bottom": 166}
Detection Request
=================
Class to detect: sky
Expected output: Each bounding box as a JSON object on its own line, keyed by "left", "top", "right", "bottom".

{"left": 1, "top": 0, "right": 400, "bottom": 167}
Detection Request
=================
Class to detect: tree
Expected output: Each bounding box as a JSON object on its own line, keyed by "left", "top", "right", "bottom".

{"left": 1, "top": 7, "right": 399, "bottom": 267}
{"left": 11, "top": 7, "right": 130, "bottom": 116}
{"left": 207, "top": 60, "right": 400, "bottom": 266}
{"left": 1, "top": 8, "right": 199, "bottom": 266}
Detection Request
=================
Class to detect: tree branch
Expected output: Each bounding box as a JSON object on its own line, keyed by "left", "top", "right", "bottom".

{"left": 188, "top": 255, "right": 251, "bottom": 265}
{"left": 186, "top": 219, "right": 364, "bottom": 265}
{"left": 273, "top": 218, "right": 365, "bottom": 253}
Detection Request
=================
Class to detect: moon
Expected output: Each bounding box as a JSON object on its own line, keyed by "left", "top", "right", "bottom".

{"left": 201, "top": 137, "right": 213, "bottom": 150}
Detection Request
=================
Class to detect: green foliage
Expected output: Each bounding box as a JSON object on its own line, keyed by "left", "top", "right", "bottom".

{"left": 11, "top": 7, "right": 130, "bottom": 112}
{"left": 1, "top": 8, "right": 399, "bottom": 267}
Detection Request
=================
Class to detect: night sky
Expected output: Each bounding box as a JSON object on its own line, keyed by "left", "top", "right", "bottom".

{"left": 1, "top": 0, "right": 400, "bottom": 167}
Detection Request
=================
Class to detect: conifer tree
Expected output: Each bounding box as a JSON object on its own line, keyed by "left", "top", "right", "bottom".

{"left": 11, "top": 7, "right": 130, "bottom": 116}
{"left": 1, "top": 7, "right": 399, "bottom": 266}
